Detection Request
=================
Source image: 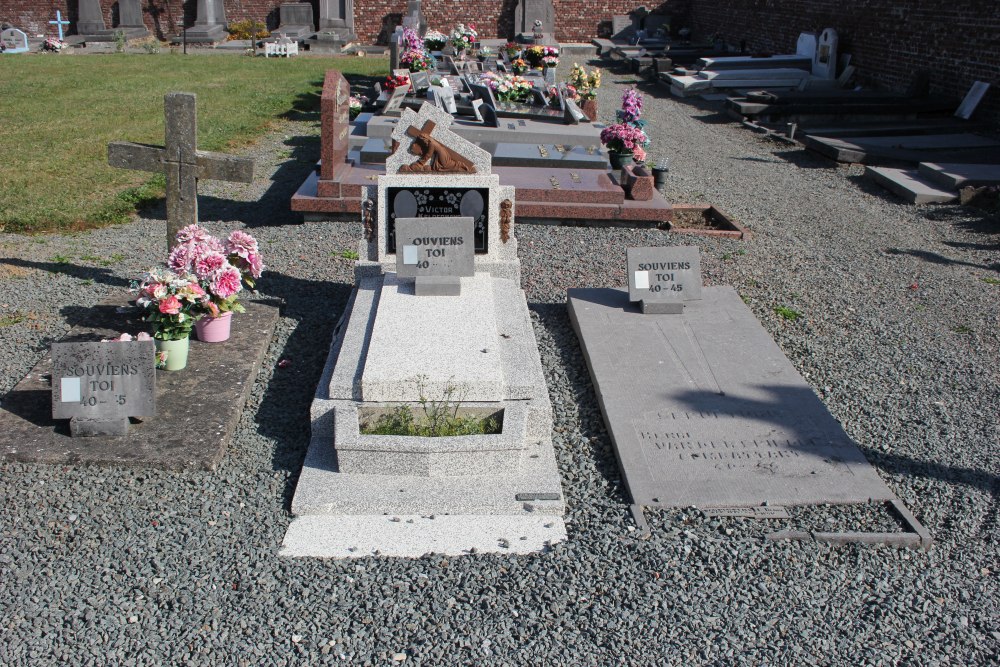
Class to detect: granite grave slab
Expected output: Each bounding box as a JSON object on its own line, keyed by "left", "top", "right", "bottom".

{"left": 0, "top": 299, "right": 279, "bottom": 470}
{"left": 568, "top": 285, "right": 901, "bottom": 510}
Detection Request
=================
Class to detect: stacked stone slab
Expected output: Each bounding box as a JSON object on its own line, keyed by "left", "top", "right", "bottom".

{"left": 182, "top": 0, "right": 228, "bottom": 43}
{"left": 282, "top": 102, "right": 565, "bottom": 558}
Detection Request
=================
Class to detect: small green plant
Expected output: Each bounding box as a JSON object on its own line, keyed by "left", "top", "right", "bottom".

{"left": 336, "top": 249, "right": 359, "bottom": 260}
{"left": 982, "top": 277, "right": 1000, "bottom": 285}
{"left": 361, "top": 383, "right": 500, "bottom": 437}
{"left": 0, "top": 311, "right": 26, "bottom": 327}
{"left": 49, "top": 254, "right": 71, "bottom": 264}
{"left": 774, "top": 305, "right": 802, "bottom": 321}
{"left": 114, "top": 30, "right": 127, "bottom": 53}
{"left": 952, "top": 325, "right": 973, "bottom": 335}
{"left": 140, "top": 38, "right": 161, "bottom": 55}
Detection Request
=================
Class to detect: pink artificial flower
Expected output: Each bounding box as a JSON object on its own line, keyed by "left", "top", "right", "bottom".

{"left": 225, "top": 230, "right": 258, "bottom": 258}
{"left": 175, "top": 224, "right": 210, "bottom": 245}
{"left": 245, "top": 252, "right": 264, "bottom": 279}
{"left": 210, "top": 265, "right": 242, "bottom": 299}
{"left": 195, "top": 251, "right": 227, "bottom": 279}
{"left": 168, "top": 244, "right": 193, "bottom": 273}
{"left": 158, "top": 295, "right": 182, "bottom": 315}
{"left": 136, "top": 332, "right": 153, "bottom": 341}
{"left": 634, "top": 146, "right": 647, "bottom": 162}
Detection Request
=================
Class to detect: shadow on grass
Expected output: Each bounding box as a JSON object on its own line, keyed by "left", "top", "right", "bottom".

{"left": 0, "top": 258, "right": 131, "bottom": 287}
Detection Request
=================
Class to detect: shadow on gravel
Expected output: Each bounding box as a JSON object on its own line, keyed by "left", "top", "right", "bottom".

{"left": 250, "top": 269, "right": 352, "bottom": 510}
{"left": 198, "top": 136, "right": 320, "bottom": 229}
{"left": 283, "top": 73, "right": 387, "bottom": 120}
{"left": 771, "top": 149, "right": 837, "bottom": 170}
{"left": 0, "top": 258, "right": 130, "bottom": 288}
{"left": 885, "top": 247, "right": 1000, "bottom": 272}
{"left": 527, "top": 302, "right": 628, "bottom": 504}
{"left": 922, "top": 205, "right": 1000, "bottom": 236}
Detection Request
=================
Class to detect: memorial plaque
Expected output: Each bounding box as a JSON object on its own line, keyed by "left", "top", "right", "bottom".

{"left": 627, "top": 246, "right": 702, "bottom": 314}
{"left": 51, "top": 341, "right": 156, "bottom": 421}
{"left": 395, "top": 216, "right": 475, "bottom": 278}
{"left": 410, "top": 71, "right": 431, "bottom": 91}
{"left": 387, "top": 186, "right": 489, "bottom": 254}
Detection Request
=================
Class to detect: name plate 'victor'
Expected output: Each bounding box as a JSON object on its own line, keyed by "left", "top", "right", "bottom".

{"left": 395, "top": 217, "right": 475, "bottom": 278}
{"left": 626, "top": 246, "right": 702, "bottom": 314}
{"left": 51, "top": 341, "right": 156, "bottom": 435}
{"left": 387, "top": 186, "right": 489, "bottom": 254}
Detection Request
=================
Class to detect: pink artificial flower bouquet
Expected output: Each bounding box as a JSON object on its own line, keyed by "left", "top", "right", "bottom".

{"left": 167, "top": 224, "right": 264, "bottom": 318}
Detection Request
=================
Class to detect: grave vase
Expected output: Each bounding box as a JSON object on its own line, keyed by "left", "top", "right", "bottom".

{"left": 155, "top": 336, "right": 190, "bottom": 371}
{"left": 195, "top": 311, "right": 233, "bottom": 343}
{"left": 608, "top": 151, "right": 634, "bottom": 170}
{"left": 580, "top": 98, "right": 598, "bottom": 122}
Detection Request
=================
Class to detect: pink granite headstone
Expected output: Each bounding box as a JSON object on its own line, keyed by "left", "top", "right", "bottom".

{"left": 320, "top": 70, "right": 351, "bottom": 182}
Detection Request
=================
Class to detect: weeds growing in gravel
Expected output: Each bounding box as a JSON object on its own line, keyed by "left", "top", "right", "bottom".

{"left": 337, "top": 249, "right": 360, "bottom": 260}
{"left": 0, "top": 312, "right": 26, "bottom": 327}
{"left": 774, "top": 305, "right": 802, "bottom": 321}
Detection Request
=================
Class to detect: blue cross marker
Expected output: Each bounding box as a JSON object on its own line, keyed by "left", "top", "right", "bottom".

{"left": 49, "top": 10, "right": 69, "bottom": 41}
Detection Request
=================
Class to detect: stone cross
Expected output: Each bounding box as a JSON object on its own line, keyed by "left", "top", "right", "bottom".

{"left": 49, "top": 11, "right": 70, "bottom": 40}
{"left": 108, "top": 93, "right": 254, "bottom": 252}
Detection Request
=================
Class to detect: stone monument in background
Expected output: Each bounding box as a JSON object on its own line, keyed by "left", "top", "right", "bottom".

{"left": 514, "top": 0, "right": 555, "bottom": 44}
{"left": 318, "top": 0, "right": 356, "bottom": 41}
{"left": 182, "top": 0, "right": 228, "bottom": 43}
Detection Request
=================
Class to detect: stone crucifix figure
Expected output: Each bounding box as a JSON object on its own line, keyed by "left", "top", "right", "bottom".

{"left": 108, "top": 93, "right": 255, "bottom": 251}
{"left": 399, "top": 120, "right": 476, "bottom": 173}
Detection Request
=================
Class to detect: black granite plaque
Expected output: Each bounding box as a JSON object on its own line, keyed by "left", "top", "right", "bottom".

{"left": 387, "top": 186, "right": 489, "bottom": 254}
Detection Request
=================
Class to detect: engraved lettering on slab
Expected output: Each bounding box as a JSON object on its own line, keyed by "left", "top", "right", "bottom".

{"left": 395, "top": 216, "right": 475, "bottom": 278}
{"left": 51, "top": 341, "right": 156, "bottom": 422}
{"left": 627, "top": 246, "right": 703, "bottom": 311}
{"left": 702, "top": 506, "right": 791, "bottom": 519}
{"left": 570, "top": 172, "right": 582, "bottom": 183}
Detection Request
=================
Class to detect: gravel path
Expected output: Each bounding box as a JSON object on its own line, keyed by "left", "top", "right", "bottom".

{"left": 1, "top": 62, "right": 998, "bottom": 666}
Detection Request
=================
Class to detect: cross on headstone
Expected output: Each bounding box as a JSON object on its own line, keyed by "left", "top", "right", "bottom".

{"left": 49, "top": 11, "right": 70, "bottom": 41}
{"left": 108, "top": 93, "right": 254, "bottom": 252}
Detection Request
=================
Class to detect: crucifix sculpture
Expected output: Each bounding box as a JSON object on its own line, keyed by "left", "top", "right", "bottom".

{"left": 399, "top": 120, "right": 476, "bottom": 174}
{"left": 108, "top": 92, "right": 255, "bottom": 251}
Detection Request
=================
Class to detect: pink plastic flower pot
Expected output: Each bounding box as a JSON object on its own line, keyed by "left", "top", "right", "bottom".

{"left": 195, "top": 311, "right": 233, "bottom": 343}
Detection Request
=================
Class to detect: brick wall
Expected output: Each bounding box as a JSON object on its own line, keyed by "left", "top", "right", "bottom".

{"left": 688, "top": 0, "right": 999, "bottom": 124}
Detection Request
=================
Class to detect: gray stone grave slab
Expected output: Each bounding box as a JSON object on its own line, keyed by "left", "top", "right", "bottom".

{"left": 318, "top": 0, "right": 355, "bottom": 41}
{"left": 567, "top": 286, "right": 900, "bottom": 509}
{"left": 52, "top": 341, "right": 155, "bottom": 436}
{"left": 410, "top": 70, "right": 430, "bottom": 92}
{"left": 381, "top": 85, "right": 409, "bottom": 117}
{"left": 277, "top": 2, "right": 316, "bottom": 39}
{"left": 183, "top": 0, "right": 228, "bottom": 42}
{"left": 117, "top": 0, "right": 148, "bottom": 31}
{"left": 76, "top": 0, "right": 106, "bottom": 34}
{"left": 0, "top": 299, "right": 279, "bottom": 470}
{"left": 954, "top": 81, "right": 990, "bottom": 120}
{"left": 626, "top": 246, "right": 702, "bottom": 314}
{"left": 364, "top": 113, "right": 603, "bottom": 147}
{"left": 491, "top": 143, "right": 608, "bottom": 170}
{"left": 395, "top": 216, "right": 475, "bottom": 296}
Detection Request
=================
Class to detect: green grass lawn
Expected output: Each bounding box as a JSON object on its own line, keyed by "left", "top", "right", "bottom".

{"left": 0, "top": 54, "right": 387, "bottom": 233}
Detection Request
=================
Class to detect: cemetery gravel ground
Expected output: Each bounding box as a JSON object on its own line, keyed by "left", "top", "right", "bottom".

{"left": 1, "top": 64, "right": 998, "bottom": 666}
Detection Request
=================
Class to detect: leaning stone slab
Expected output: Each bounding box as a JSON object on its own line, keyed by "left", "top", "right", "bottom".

{"left": 0, "top": 298, "right": 279, "bottom": 471}
{"left": 568, "top": 286, "right": 901, "bottom": 508}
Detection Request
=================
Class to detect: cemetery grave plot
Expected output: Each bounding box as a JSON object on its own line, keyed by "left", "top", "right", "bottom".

{"left": 0, "top": 298, "right": 279, "bottom": 471}
{"left": 282, "top": 102, "right": 566, "bottom": 558}
{"left": 568, "top": 246, "right": 931, "bottom": 549}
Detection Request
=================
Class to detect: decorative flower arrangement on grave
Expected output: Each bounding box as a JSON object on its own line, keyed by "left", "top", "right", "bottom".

{"left": 349, "top": 95, "right": 368, "bottom": 120}
{"left": 502, "top": 42, "right": 521, "bottom": 59}
{"left": 400, "top": 48, "right": 432, "bottom": 72}
{"left": 478, "top": 45, "right": 493, "bottom": 60}
{"left": 510, "top": 58, "right": 528, "bottom": 75}
{"left": 600, "top": 88, "right": 649, "bottom": 166}
{"left": 166, "top": 224, "right": 264, "bottom": 343}
{"left": 568, "top": 63, "right": 601, "bottom": 100}
{"left": 525, "top": 46, "right": 558, "bottom": 69}
{"left": 136, "top": 268, "right": 207, "bottom": 339}
{"left": 482, "top": 72, "right": 533, "bottom": 103}
{"left": 423, "top": 30, "right": 447, "bottom": 52}
{"left": 383, "top": 74, "right": 411, "bottom": 92}
{"left": 401, "top": 26, "right": 422, "bottom": 52}
{"left": 546, "top": 85, "right": 565, "bottom": 108}
{"left": 41, "top": 37, "right": 66, "bottom": 52}
{"left": 449, "top": 23, "right": 478, "bottom": 53}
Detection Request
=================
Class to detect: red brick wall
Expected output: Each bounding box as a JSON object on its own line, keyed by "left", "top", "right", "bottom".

{"left": 688, "top": 0, "right": 999, "bottom": 124}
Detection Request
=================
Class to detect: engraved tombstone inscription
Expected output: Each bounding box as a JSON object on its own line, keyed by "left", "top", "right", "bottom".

{"left": 626, "top": 246, "right": 702, "bottom": 314}
{"left": 387, "top": 187, "right": 489, "bottom": 254}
